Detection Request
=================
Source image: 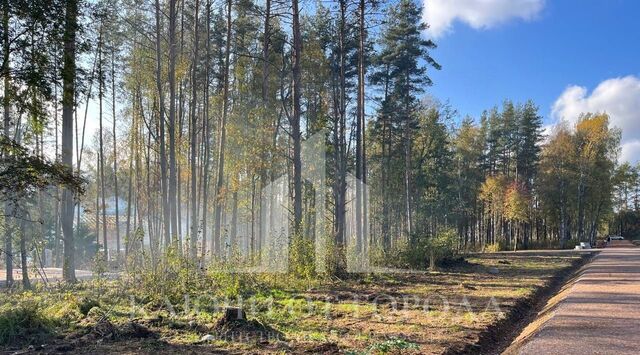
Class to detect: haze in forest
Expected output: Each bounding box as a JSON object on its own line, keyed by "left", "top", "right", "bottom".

{"left": 1, "top": 1, "right": 640, "bottom": 352}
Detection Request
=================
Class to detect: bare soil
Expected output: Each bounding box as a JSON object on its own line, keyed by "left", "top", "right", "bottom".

{"left": 1, "top": 252, "right": 595, "bottom": 354}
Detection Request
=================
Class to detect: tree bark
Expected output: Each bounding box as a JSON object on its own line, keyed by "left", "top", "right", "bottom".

{"left": 403, "top": 109, "right": 413, "bottom": 238}
{"left": 154, "top": 0, "right": 171, "bottom": 248}
{"left": 213, "top": 0, "right": 232, "bottom": 257}
{"left": 355, "top": 0, "right": 366, "bottom": 256}
{"left": 189, "top": 0, "right": 200, "bottom": 259}
{"left": 261, "top": 0, "right": 271, "bottom": 102}
{"left": 61, "top": 0, "right": 78, "bottom": 283}
{"left": 2, "top": 0, "right": 14, "bottom": 287}
{"left": 125, "top": 85, "right": 139, "bottom": 258}
{"left": 98, "top": 27, "right": 108, "bottom": 261}
{"left": 257, "top": 0, "right": 271, "bottom": 256}
{"left": 168, "top": 0, "right": 179, "bottom": 245}
{"left": 111, "top": 47, "right": 121, "bottom": 261}
{"left": 18, "top": 219, "right": 30, "bottom": 289}
{"left": 291, "top": 0, "right": 303, "bottom": 237}
{"left": 230, "top": 190, "right": 238, "bottom": 249}
{"left": 53, "top": 47, "right": 63, "bottom": 267}
{"left": 333, "top": 0, "right": 348, "bottom": 274}
{"left": 201, "top": 0, "right": 212, "bottom": 260}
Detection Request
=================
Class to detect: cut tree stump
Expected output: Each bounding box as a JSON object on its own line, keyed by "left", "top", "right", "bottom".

{"left": 221, "top": 307, "right": 246, "bottom": 322}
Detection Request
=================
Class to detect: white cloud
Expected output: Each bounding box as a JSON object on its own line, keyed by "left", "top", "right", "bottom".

{"left": 551, "top": 75, "right": 640, "bottom": 164}
{"left": 621, "top": 140, "right": 640, "bottom": 165}
{"left": 422, "top": 0, "right": 545, "bottom": 38}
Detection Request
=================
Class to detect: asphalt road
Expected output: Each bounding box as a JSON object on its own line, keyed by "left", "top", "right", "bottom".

{"left": 516, "top": 247, "right": 640, "bottom": 354}
{"left": 0, "top": 268, "right": 95, "bottom": 286}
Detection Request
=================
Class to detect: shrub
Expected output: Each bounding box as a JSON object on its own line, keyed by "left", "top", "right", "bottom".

{"left": 400, "top": 238, "right": 430, "bottom": 269}
{"left": 0, "top": 298, "right": 52, "bottom": 345}
{"left": 427, "top": 229, "right": 458, "bottom": 269}
{"left": 78, "top": 296, "right": 100, "bottom": 316}
{"left": 369, "top": 337, "right": 419, "bottom": 353}
{"left": 288, "top": 234, "right": 316, "bottom": 280}
{"left": 377, "top": 229, "right": 460, "bottom": 270}
{"left": 484, "top": 242, "right": 503, "bottom": 252}
{"left": 369, "top": 243, "right": 407, "bottom": 269}
{"left": 43, "top": 299, "right": 82, "bottom": 324}
{"left": 207, "top": 261, "right": 258, "bottom": 299}
{"left": 92, "top": 250, "right": 108, "bottom": 276}
{"left": 85, "top": 306, "right": 107, "bottom": 321}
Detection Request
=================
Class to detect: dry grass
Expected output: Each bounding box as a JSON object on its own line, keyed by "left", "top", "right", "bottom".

{"left": 0, "top": 252, "right": 590, "bottom": 354}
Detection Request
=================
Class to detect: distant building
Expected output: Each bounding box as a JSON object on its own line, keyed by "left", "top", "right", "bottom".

{"left": 82, "top": 197, "right": 127, "bottom": 259}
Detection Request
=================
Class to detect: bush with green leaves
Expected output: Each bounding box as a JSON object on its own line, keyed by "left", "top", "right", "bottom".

{"left": 427, "top": 228, "right": 458, "bottom": 267}
{"left": 387, "top": 228, "right": 459, "bottom": 269}
{"left": 0, "top": 297, "right": 52, "bottom": 345}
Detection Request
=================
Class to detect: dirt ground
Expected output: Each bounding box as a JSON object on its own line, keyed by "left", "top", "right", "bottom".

{"left": 0, "top": 269, "right": 94, "bottom": 286}
{"left": 1, "top": 252, "right": 593, "bottom": 354}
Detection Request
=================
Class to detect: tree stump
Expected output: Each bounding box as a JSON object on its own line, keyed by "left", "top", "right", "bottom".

{"left": 221, "top": 307, "right": 246, "bottom": 323}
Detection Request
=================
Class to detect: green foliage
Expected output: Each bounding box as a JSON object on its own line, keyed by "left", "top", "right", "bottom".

{"left": 484, "top": 242, "right": 504, "bottom": 253}
{"left": 206, "top": 257, "right": 260, "bottom": 299}
{"left": 92, "top": 250, "right": 108, "bottom": 277}
{"left": 427, "top": 228, "right": 458, "bottom": 264}
{"left": 77, "top": 296, "right": 101, "bottom": 316}
{"left": 131, "top": 247, "right": 202, "bottom": 305}
{"left": 368, "top": 243, "right": 402, "bottom": 268}
{"left": 539, "top": 114, "right": 620, "bottom": 244}
{"left": 517, "top": 101, "right": 543, "bottom": 185}
{"left": 42, "top": 296, "right": 83, "bottom": 324}
{"left": 288, "top": 234, "right": 317, "bottom": 281}
{"left": 0, "top": 291, "right": 89, "bottom": 345}
{"left": 85, "top": 306, "right": 107, "bottom": 321}
{"left": 0, "top": 298, "right": 52, "bottom": 345}
{"left": 372, "top": 229, "right": 459, "bottom": 270}
{"left": 368, "top": 337, "right": 420, "bottom": 353}
{"left": 0, "top": 137, "right": 86, "bottom": 200}
{"left": 504, "top": 182, "right": 530, "bottom": 223}
{"left": 610, "top": 210, "right": 640, "bottom": 239}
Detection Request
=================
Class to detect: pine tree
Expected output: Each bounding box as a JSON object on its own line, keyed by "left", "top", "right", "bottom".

{"left": 516, "top": 100, "right": 542, "bottom": 187}
{"left": 485, "top": 107, "right": 502, "bottom": 175}
{"left": 61, "top": 0, "right": 79, "bottom": 283}
{"left": 375, "top": 0, "right": 440, "bottom": 238}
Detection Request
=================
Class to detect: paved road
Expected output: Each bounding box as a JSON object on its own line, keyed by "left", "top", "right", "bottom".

{"left": 0, "top": 268, "right": 97, "bottom": 286}
{"left": 517, "top": 247, "right": 640, "bottom": 354}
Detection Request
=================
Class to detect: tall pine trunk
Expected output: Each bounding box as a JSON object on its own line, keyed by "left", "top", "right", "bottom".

{"left": 61, "top": 0, "right": 78, "bottom": 283}
{"left": 154, "top": 0, "right": 170, "bottom": 248}
{"left": 333, "top": 0, "right": 348, "bottom": 274}
{"left": 189, "top": 0, "right": 200, "bottom": 259}
{"left": 2, "top": 0, "right": 14, "bottom": 287}
{"left": 213, "top": 0, "right": 232, "bottom": 257}
{"left": 291, "top": 0, "right": 303, "bottom": 238}
{"left": 201, "top": 0, "right": 212, "bottom": 260}
{"left": 54, "top": 79, "right": 61, "bottom": 266}
{"left": 111, "top": 47, "right": 121, "bottom": 260}
{"left": 19, "top": 220, "right": 30, "bottom": 289}
{"left": 168, "top": 0, "right": 179, "bottom": 245}
{"left": 258, "top": 0, "right": 271, "bottom": 255}
{"left": 355, "top": 0, "right": 367, "bottom": 257}
{"left": 98, "top": 28, "right": 108, "bottom": 261}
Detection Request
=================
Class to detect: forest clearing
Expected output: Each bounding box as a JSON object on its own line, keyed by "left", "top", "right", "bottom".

{"left": 2, "top": 0, "right": 640, "bottom": 353}
{"left": 0, "top": 251, "right": 592, "bottom": 354}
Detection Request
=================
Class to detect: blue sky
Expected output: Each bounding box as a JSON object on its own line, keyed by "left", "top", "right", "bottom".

{"left": 421, "top": 0, "right": 640, "bottom": 162}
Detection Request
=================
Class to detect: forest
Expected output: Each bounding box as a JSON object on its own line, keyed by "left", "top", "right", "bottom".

{"left": 1, "top": 0, "right": 636, "bottom": 283}
{"left": 2, "top": 0, "right": 640, "bottom": 353}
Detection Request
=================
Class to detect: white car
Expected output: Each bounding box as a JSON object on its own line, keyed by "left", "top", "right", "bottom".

{"left": 607, "top": 236, "right": 624, "bottom": 242}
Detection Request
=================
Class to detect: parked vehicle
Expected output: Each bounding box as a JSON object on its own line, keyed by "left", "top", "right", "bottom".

{"left": 606, "top": 236, "right": 624, "bottom": 242}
